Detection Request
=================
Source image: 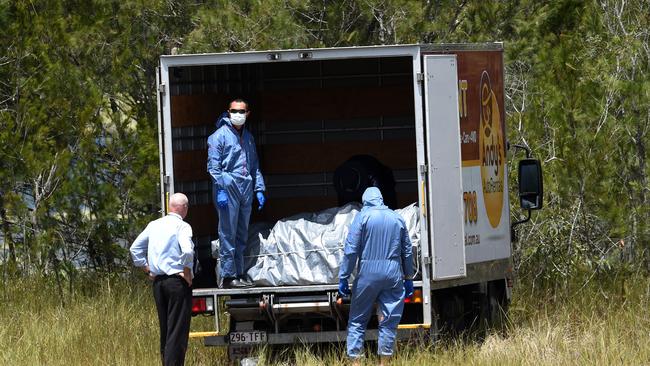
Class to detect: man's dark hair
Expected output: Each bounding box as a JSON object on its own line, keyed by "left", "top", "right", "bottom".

{"left": 229, "top": 98, "right": 249, "bottom": 110}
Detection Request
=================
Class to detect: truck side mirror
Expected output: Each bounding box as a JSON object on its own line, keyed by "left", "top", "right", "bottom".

{"left": 518, "top": 159, "right": 543, "bottom": 210}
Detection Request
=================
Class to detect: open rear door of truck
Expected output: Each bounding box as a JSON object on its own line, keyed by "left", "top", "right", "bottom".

{"left": 423, "top": 55, "right": 467, "bottom": 280}
{"left": 156, "top": 66, "right": 168, "bottom": 216}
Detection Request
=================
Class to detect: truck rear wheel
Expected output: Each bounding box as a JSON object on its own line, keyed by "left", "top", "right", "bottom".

{"left": 485, "top": 280, "right": 509, "bottom": 331}
{"left": 438, "top": 291, "right": 467, "bottom": 336}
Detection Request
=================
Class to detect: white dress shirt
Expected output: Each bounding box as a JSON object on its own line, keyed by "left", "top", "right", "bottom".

{"left": 130, "top": 212, "right": 194, "bottom": 276}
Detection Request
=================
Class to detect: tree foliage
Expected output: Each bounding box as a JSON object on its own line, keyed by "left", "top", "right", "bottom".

{"left": 0, "top": 0, "right": 648, "bottom": 290}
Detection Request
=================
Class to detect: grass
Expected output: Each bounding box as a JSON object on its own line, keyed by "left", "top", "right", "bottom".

{"left": 0, "top": 274, "right": 224, "bottom": 366}
{"left": 1, "top": 273, "right": 649, "bottom": 365}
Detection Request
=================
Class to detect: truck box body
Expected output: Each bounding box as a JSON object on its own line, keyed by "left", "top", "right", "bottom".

{"left": 157, "top": 43, "right": 512, "bottom": 350}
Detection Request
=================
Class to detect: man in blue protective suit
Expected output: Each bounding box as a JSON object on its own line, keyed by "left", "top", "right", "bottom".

{"left": 207, "top": 98, "right": 266, "bottom": 289}
{"left": 339, "top": 187, "right": 414, "bottom": 362}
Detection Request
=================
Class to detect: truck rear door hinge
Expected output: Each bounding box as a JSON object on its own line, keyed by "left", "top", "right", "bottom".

{"left": 158, "top": 82, "right": 166, "bottom": 94}
{"left": 416, "top": 73, "right": 424, "bottom": 82}
{"left": 419, "top": 164, "right": 428, "bottom": 174}
{"left": 423, "top": 256, "right": 432, "bottom": 265}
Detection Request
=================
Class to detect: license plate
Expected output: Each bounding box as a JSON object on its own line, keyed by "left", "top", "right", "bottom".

{"left": 229, "top": 331, "right": 267, "bottom": 345}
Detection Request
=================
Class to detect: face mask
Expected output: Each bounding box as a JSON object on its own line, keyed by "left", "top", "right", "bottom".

{"left": 230, "top": 112, "right": 246, "bottom": 126}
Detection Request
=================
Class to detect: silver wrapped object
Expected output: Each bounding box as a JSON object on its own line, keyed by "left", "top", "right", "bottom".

{"left": 212, "top": 203, "right": 420, "bottom": 286}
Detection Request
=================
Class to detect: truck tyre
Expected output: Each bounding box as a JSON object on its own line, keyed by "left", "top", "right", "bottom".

{"left": 486, "top": 280, "right": 508, "bottom": 332}
{"left": 439, "top": 292, "right": 466, "bottom": 336}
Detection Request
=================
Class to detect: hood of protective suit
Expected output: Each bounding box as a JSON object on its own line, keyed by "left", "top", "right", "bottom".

{"left": 216, "top": 111, "right": 232, "bottom": 129}
{"left": 362, "top": 187, "right": 384, "bottom": 208}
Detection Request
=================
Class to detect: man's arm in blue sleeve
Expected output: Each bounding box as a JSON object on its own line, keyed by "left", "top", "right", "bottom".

{"left": 130, "top": 224, "right": 150, "bottom": 268}
{"left": 250, "top": 136, "right": 266, "bottom": 192}
{"left": 400, "top": 220, "right": 414, "bottom": 278}
{"left": 207, "top": 133, "right": 225, "bottom": 189}
{"left": 339, "top": 214, "right": 364, "bottom": 280}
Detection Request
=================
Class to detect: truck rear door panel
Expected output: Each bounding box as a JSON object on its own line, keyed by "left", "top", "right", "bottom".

{"left": 422, "top": 55, "right": 467, "bottom": 280}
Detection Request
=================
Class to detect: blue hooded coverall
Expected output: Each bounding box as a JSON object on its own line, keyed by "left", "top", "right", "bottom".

{"left": 339, "top": 187, "right": 414, "bottom": 358}
{"left": 207, "top": 112, "right": 265, "bottom": 280}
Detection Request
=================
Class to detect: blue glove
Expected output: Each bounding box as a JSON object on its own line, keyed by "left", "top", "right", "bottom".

{"left": 338, "top": 279, "right": 351, "bottom": 296}
{"left": 217, "top": 190, "right": 228, "bottom": 209}
{"left": 404, "top": 279, "right": 414, "bottom": 298}
{"left": 256, "top": 191, "right": 265, "bottom": 210}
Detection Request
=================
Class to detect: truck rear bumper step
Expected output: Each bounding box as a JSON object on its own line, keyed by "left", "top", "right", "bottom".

{"left": 204, "top": 328, "right": 426, "bottom": 346}
{"left": 190, "top": 324, "right": 430, "bottom": 341}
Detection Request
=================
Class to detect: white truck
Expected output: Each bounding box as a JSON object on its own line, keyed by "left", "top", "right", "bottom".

{"left": 155, "top": 43, "right": 543, "bottom": 358}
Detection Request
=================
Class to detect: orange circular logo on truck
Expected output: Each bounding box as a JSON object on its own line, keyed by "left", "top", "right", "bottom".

{"left": 479, "top": 71, "right": 505, "bottom": 228}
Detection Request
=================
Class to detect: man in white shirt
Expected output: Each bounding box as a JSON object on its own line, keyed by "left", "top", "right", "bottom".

{"left": 130, "top": 193, "right": 194, "bottom": 366}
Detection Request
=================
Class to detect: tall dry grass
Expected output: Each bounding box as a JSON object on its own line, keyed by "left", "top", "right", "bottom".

{"left": 0, "top": 274, "right": 223, "bottom": 365}
{"left": 1, "top": 274, "right": 649, "bottom": 365}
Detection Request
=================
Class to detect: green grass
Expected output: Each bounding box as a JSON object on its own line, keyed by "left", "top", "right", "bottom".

{"left": 1, "top": 274, "right": 649, "bottom": 365}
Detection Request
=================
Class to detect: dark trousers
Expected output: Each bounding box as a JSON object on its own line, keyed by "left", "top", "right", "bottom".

{"left": 153, "top": 275, "right": 192, "bottom": 366}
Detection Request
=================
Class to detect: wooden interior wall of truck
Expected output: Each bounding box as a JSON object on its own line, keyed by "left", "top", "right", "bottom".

{"left": 168, "top": 57, "right": 419, "bottom": 262}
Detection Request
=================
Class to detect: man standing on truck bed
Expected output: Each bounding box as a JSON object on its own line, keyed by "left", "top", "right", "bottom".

{"left": 338, "top": 187, "right": 414, "bottom": 363}
{"left": 130, "top": 192, "right": 194, "bottom": 366}
{"left": 208, "top": 98, "right": 266, "bottom": 288}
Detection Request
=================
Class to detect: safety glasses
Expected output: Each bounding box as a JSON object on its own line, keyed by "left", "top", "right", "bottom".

{"left": 229, "top": 109, "right": 247, "bottom": 114}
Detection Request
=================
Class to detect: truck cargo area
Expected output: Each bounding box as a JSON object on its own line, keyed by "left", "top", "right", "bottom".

{"left": 163, "top": 51, "right": 428, "bottom": 344}
{"left": 166, "top": 54, "right": 419, "bottom": 283}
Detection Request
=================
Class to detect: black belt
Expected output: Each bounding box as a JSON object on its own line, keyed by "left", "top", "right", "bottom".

{"left": 154, "top": 273, "right": 183, "bottom": 281}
